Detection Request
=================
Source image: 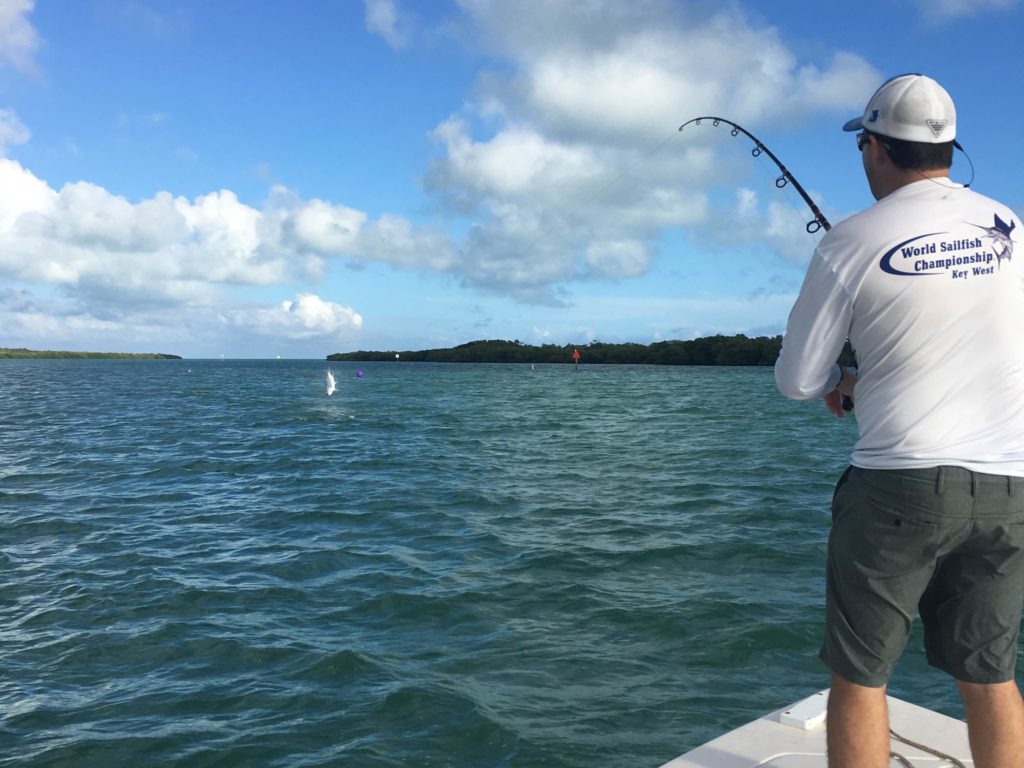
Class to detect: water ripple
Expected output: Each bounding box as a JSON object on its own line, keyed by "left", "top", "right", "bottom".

{"left": 0, "top": 360, "right": 955, "bottom": 767}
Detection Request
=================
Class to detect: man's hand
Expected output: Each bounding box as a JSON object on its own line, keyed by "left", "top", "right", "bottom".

{"left": 824, "top": 388, "right": 846, "bottom": 418}
{"left": 823, "top": 368, "right": 858, "bottom": 418}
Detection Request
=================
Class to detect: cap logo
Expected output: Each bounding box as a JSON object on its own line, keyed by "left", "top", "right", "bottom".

{"left": 926, "top": 119, "right": 949, "bottom": 137}
{"left": 867, "top": 109, "right": 880, "bottom": 123}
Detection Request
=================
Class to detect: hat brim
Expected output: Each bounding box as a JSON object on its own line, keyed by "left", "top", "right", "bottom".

{"left": 842, "top": 117, "right": 863, "bottom": 132}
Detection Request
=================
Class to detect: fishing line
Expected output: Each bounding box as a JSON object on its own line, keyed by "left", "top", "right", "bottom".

{"left": 747, "top": 140, "right": 826, "bottom": 238}
{"left": 585, "top": 128, "right": 681, "bottom": 207}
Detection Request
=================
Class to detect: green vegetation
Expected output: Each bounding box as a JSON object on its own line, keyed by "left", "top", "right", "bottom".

{"left": 328, "top": 335, "right": 858, "bottom": 367}
{"left": 0, "top": 348, "right": 182, "bottom": 359}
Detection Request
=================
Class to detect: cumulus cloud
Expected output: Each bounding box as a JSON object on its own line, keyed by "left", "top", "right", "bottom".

{"left": 456, "top": 1, "right": 878, "bottom": 139}
{"left": 0, "top": 159, "right": 461, "bottom": 350}
{"left": 0, "top": 109, "right": 30, "bottom": 156}
{"left": 286, "top": 198, "right": 366, "bottom": 254}
{"left": 0, "top": 160, "right": 454, "bottom": 299}
{"left": 0, "top": 157, "right": 52, "bottom": 229}
{"left": 364, "top": 0, "right": 413, "bottom": 48}
{"left": 0, "top": 286, "right": 201, "bottom": 353}
{"left": 417, "top": 0, "right": 879, "bottom": 297}
{"left": 0, "top": 162, "right": 366, "bottom": 350}
{"left": 585, "top": 240, "right": 651, "bottom": 278}
{"left": 430, "top": 118, "right": 601, "bottom": 201}
{"left": 695, "top": 186, "right": 826, "bottom": 267}
{"left": 0, "top": 164, "right": 286, "bottom": 295}
{"left": 1, "top": 0, "right": 885, "bottom": 353}
{"left": 356, "top": 214, "right": 457, "bottom": 270}
{"left": 0, "top": 0, "right": 39, "bottom": 74}
{"left": 223, "top": 293, "right": 363, "bottom": 339}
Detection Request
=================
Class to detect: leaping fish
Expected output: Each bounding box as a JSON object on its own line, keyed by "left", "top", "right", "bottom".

{"left": 326, "top": 369, "right": 336, "bottom": 397}
{"left": 973, "top": 213, "right": 1016, "bottom": 267}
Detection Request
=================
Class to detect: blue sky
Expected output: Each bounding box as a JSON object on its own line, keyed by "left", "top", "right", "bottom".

{"left": 1, "top": 0, "right": 1022, "bottom": 358}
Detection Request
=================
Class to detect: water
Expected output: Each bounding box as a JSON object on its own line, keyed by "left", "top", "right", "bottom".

{"left": 0, "top": 360, "right": 966, "bottom": 767}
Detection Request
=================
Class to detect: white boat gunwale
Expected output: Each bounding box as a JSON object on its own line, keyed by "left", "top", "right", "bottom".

{"left": 660, "top": 688, "right": 973, "bottom": 767}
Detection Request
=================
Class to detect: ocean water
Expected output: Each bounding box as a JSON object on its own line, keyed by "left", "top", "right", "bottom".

{"left": 0, "top": 360, "right": 969, "bottom": 767}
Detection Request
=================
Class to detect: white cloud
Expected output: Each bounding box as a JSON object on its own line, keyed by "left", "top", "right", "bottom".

{"left": 0, "top": 162, "right": 402, "bottom": 350}
{"left": 0, "top": 163, "right": 449, "bottom": 300}
{"left": 364, "top": 0, "right": 412, "bottom": 48}
{"left": 585, "top": 240, "right": 651, "bottom": 278}
{"left": 0, "top": 109, "right": 30, "bottom": 156}
{"left": 696, "top": 186, "right": 824, "bottom": 266}
{"left": 286, "top": 198, "right": 366, "bottom": 254}
{"left": 793, "top": 52, "right": 882, "bottom": 113}
{"left": 457, "top": 2, "right": 878, "bottom": 139}
{"left": 0, "top": 287, "right": 195, "bottom": 353}
{"left": 224, "top": 293, "right": 363, "bottom": 339}
{"left": 915, "top": 0, "right": 1017, "bottom": 19}
{"left": 0, "top": 285, "right": 365, "bottom": 357}
{"left": 0, "top": 158, "right": 53, "bottom": 230}
{"left": 454, "top": 202, "right": 578, "bottom": 303}
{"left": 0, "top": 0, "right": 886, "bottom": 352}
{"left": 430, "top": 118, "right": 601, "bottom": 201}
{"left": 418, "top": 1, "right": 879, "bottom": 297}
{"left": 0, "top": 0, "right": 39, "bottom": 74}
{"left": 354, "top": 213, "right": 457, "bottom": 270}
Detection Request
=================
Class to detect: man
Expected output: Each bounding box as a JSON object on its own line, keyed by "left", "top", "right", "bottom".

{"left": 775, "top": 73, "right": 1024, "bottom": 768}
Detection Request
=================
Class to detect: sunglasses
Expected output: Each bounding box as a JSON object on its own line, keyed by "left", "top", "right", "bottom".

{"left": 857, "top": 131, "right": 895, "bottom": 154}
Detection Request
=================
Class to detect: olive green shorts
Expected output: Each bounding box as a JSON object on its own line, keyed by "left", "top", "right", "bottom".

{"left": 822, "top": 465, "right": 1024, "bottom": 687}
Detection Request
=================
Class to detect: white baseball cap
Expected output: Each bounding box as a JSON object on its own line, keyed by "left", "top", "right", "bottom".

{"left": 843, "top": 73, "right": 956, "bottom": 143}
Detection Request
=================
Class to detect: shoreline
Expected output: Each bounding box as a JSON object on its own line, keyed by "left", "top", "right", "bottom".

{"left": 0, "top": 348, "right": 182, "bottom": 359}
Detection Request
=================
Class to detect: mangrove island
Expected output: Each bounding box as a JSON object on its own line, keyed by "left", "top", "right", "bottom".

{"left": 328, "top": 334, "right": 857, "bottom": 367}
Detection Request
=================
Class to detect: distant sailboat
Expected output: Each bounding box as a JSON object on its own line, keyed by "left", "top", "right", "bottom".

{"left": 326, "top": 369, "right": 336, "bottom": 397}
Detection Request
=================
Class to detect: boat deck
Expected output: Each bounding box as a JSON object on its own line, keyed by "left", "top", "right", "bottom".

{"left": 660, "top": 689, "right": 972, "bottom": 767}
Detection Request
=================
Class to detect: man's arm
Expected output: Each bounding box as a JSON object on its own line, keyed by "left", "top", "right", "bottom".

{"left": 775, "top": 248, "right": 853, "bottom": 402}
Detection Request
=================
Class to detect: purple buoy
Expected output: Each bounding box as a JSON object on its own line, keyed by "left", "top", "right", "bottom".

{"left": 356, "top": 371, "right": 365, "bottom": 378}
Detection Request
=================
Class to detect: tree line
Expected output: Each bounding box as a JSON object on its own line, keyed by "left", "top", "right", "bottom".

{"left": 327, "top": 335, "right": 858, "bottom": 367}
{"left": 0, "top": 348, "right": 181, "bottom": 359}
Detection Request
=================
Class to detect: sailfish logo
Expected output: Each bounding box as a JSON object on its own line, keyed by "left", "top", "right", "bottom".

{"left": 867, "top": 109, "right": 880, "bottom": 123}
{"left": 973, "top": 213, "right": 1016, "bottom": 267}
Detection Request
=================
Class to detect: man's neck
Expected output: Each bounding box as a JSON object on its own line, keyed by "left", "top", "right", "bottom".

{"left": 877, "top": 167, "right": 951, "bottom": 199}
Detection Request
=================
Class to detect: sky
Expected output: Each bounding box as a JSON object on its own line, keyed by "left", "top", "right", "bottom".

{"left": 1, "top": 0, "right": 1022, "bottom": 359}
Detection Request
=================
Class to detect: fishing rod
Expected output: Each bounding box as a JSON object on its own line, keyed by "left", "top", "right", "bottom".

{"left": 678, "top": 116, "right": 831, "bottom": 235}
{"left": 678, "top": 116, "right": 854, "bottom": 410}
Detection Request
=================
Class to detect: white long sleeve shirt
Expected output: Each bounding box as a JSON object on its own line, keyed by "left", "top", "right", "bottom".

{"left": 775, "top": 179, "right": 1024, "bottom": 474}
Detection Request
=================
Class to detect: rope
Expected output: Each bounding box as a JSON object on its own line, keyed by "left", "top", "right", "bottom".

{"left": 889, "top": 728, "right": 969, "bottom": 768}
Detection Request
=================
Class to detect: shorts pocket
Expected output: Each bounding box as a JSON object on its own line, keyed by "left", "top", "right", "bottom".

{"left": 831, "top": 472, "right": 944, "bottom": 578}
{"left": 858, "top": 470, "right": 953, "bottom": 527}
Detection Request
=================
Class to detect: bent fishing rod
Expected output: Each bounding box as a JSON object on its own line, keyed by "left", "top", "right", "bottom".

{"left": 678, "top": 116, "right": 855, "bottom": 410}
{"left": 678, "top": 116, "right": 831, "bottom": 235}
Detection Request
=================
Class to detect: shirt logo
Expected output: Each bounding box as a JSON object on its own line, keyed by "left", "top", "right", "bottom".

{"left": 880, "top": 229, "right": 994, "bottom": 278}
{"left": 879, "top": 214, "right": 1016, "bottom": 279}
{"left": 973, "top": 214, "right": 1016, "bottom": 266}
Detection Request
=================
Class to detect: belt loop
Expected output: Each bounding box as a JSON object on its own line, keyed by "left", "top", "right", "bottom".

{"left": 935, "top": 467, "right": 945, "bottom": 496}
{"left": 1010, "top": 476, "right": 1017, "bottom": 498}
{"left": 970, "top": 471, "right": 977, "bottom": 496}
